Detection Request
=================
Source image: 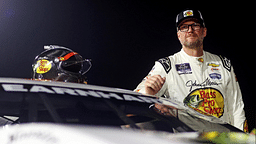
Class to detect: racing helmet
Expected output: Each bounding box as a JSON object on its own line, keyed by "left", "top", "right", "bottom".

{"left": 32, "top": 45, "right": 92, "bottom": 83}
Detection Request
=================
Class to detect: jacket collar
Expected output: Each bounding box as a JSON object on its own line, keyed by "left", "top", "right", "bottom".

{"left": 180, "top": 48, "right": 205, "bottom": 64}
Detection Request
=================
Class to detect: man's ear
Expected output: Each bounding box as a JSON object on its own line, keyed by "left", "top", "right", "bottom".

{"left": 203, "top": 27, "right": 207, "bottom": 37}
{"left": 177, "top": 31, "right": 180, "bottom": 40}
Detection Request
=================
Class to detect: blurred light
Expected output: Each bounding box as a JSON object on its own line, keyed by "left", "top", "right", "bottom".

{"left": 4, "top": 9, "right": 15, "bottom": 18}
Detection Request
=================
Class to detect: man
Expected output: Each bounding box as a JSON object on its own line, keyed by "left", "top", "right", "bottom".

{"left": 135, "top": 9, "right": 247, "bottom": 132}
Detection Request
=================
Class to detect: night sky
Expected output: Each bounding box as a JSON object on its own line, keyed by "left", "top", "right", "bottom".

{"left": 0, "top": 0, "right": 255, "bottom": 130}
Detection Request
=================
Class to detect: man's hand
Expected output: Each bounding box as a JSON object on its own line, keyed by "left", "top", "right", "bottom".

{"left": 144, "top": 75, "right": 166, "bottom": 95}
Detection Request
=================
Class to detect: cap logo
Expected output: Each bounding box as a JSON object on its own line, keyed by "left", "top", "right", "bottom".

{"left": 35, "top": 59, "right": 52, "bottom": 74}
{"left": 183, "top": 10, "right": 193, "bottom": 17}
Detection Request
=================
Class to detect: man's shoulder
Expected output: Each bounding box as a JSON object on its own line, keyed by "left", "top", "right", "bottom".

{"left": 157, "top": 57, "right": 172, "bottom": 73}
{"left": 205, "top": 51, "right": 231, "bottom": 72}
{"left": 156, "top": 51, "right": 181, "bottom": 73}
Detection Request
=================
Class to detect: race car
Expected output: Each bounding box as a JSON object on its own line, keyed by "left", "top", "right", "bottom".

{"left": 0, "top": 78, "right": 254, "bottom": 143}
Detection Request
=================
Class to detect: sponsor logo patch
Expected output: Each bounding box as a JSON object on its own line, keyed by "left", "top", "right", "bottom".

{"left": 244, "top": 120, "right": 249, "bottom": 133}
{"left": 209, "top": 73, "right": 221, "bottom": 79}
{"left": 210, "top": 68, "right": 219, "bottom": 72}
{"left": 207, "top": 63, "right": 220, "bottom": 67}
{"left": 183, "top": 10, "right": 193, "bottom": 17}
{"left": 198, "top": 58, "right": 204, "bottom": 63}
{"left": 158, "top": 57, "right": 171, "bottom": 73}
{"left": 219, "top": 55, "right": 231, "bottom": 72}
{"left": 175, "top": 63, "right": 192, "bottom": 75}
{"left": 35, "top": 59, "right": 52, "bottom": 74}
{"left": 184, "top": 88, "right": 224, "bottom": 118}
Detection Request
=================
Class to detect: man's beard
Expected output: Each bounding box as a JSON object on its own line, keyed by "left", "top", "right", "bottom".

{"left": 182, "top": 37, "right": 204, "bottom": 49}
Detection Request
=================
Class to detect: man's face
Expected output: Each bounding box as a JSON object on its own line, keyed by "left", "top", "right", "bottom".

{"left": 177, "top": 19, "right": 207, "bottom": 49}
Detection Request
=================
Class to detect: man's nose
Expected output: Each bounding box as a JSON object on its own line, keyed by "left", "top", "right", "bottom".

{"left": 187, "top": 25, "right": 193, "bottom": 32}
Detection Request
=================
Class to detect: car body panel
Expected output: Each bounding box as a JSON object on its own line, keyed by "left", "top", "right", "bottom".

{"left": 0, "top": 78, "right": 245, "bottom": 143}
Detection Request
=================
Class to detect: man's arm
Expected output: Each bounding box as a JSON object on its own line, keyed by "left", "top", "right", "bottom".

{"left": 226, "top": 66, "right": 247, "bottom": 131}
{"left": 135, "top": 62, "right": 167, "bottom": 97}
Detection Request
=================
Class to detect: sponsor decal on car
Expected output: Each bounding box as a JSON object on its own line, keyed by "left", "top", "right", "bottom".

{"left": 1, "top": 84, "right": 162, "bottom": 104}
{"left": 8, "top": 131, "right": 58, "bottom": 144}
{"left": 184, "top": 87, "right": 224, "bottom": 118}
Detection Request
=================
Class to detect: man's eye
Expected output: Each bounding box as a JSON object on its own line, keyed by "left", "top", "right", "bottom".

{"left": 193, "top": 23, "right": 201, "bottom": 27}
{"left": 180, "top": 26, "right": 187, "bottom": 29}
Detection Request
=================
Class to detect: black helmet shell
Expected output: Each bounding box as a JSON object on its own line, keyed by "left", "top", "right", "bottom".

{"left": 32, "top": 45, "right": 90, "bottom": 83}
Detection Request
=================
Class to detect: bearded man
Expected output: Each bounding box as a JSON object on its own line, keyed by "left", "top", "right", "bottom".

{"left": 135, "top": 9, "right": 247, "bottom": 132}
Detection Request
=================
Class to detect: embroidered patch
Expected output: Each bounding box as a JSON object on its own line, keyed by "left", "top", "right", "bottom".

{"left": 207, "top": 63, "right": 220, "bottom": 67}
{"left": 175, "top": 63, "right": 192, "bottom": 75}
{"left": 158, "top": 57, "right": 171, "bottom": 73}
{"left": 219, "top": 55, "right": 231, "bottom": 72}
{"left": 184, "top": 87, "right": 224, "bottom": 118}
{"left": 198, "top": 58, "right": 204, "bottom": 63}
{"left": 183, "top": 10, "right": 193, "bottom": 17}
{"left": 209, "top": 73, "right": 221, "bottom": 79}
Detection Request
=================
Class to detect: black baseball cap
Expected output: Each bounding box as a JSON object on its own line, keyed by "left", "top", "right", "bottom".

{"left": 176, "top": 9, "right": 205, "bottom": 28}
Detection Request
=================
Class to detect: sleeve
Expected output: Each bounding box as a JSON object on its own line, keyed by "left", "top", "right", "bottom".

{"left": 226, "top": 66, "right": 247, "bottom": 131}
{"left": 134, "top": 60, "right": 169, "bottom": 97}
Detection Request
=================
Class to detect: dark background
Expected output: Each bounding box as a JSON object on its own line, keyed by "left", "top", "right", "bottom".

{"left": 0, "top": 0, "right": 255, "bottom": 131}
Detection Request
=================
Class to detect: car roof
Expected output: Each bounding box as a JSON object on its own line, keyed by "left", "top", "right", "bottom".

{"left": 0, "top": 78, "right": 242, "bottom": 133}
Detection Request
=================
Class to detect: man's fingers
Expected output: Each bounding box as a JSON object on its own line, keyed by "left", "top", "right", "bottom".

{"left": 158, "top": 75, "right": 166, "bottom": 84}
{"left": 147, "top": 77, "right": 161, "bottom": 90}
{"left": 150, "top": 75, "right": 166, "bottom": 85}
{"left": 144, "top": 75, "right": 165, "bottom": 95}
{"left": 146, "top": 75, "right": 166, "bottom": 91}
{"left": 146, "top": 79, "right": 159, "bottom": 90}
